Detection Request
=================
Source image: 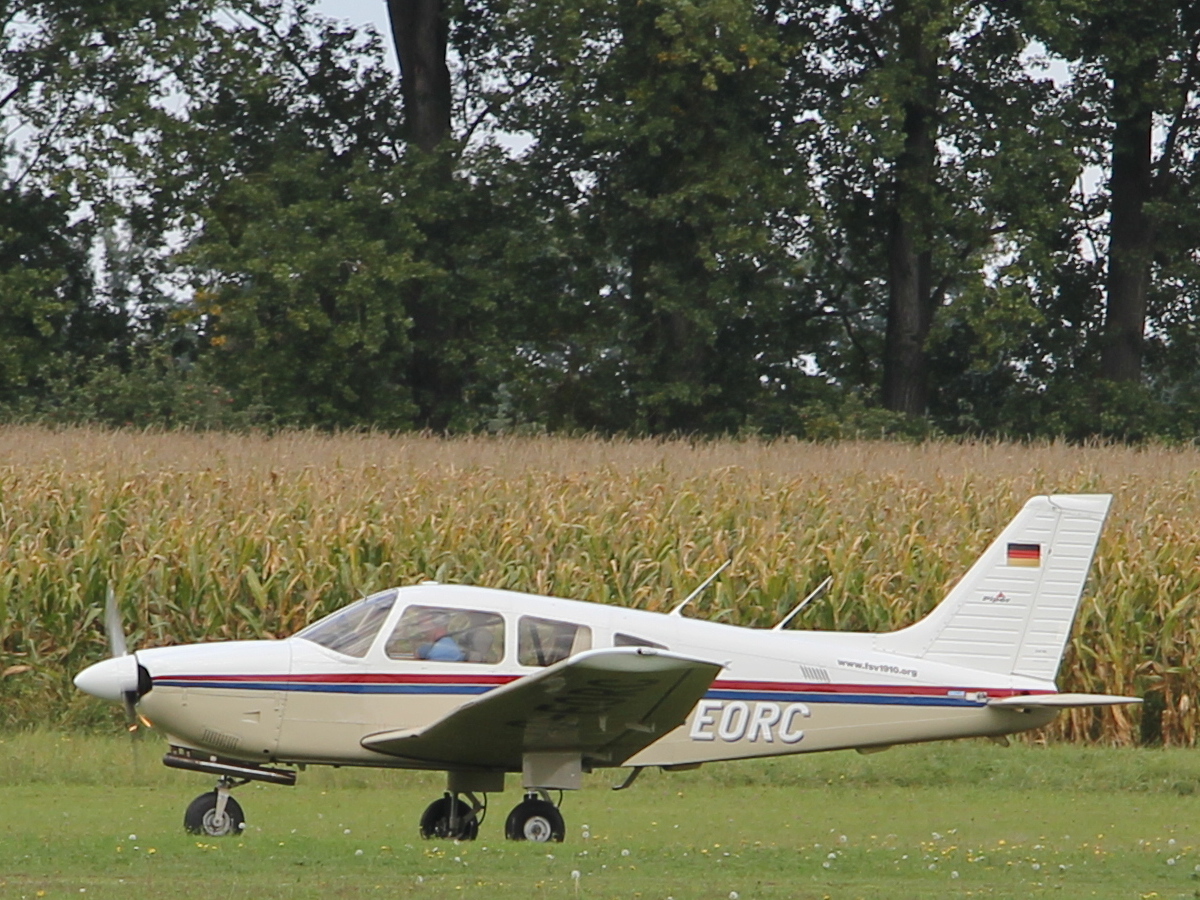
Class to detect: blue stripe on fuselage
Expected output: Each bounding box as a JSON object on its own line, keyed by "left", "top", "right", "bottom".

{"left": 153, "top": 679, "right": 986, "bottom": 706}
{"left": 705, "top": 689, "right": 985, "bottom": 707}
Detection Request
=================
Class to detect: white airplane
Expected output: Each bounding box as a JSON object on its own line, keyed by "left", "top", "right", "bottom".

{"left": 76, "top": 493, "right": 1137, "bottom": 842}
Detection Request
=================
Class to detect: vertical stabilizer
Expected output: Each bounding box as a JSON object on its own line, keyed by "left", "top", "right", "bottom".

{"left": 874, "top": 494, "right": 1111, "bottom": 681}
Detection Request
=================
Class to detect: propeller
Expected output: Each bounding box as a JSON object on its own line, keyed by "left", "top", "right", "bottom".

{"left": 104, "top": 584, "right": 141, "bottom": 733}
{"left": 75, "top": 583, "right": 153, "bottom": 738}
{"left": 104, "top": 583, "right": 128, "bottom": 659}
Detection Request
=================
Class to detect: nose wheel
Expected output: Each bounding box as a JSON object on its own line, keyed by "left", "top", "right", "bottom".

{"left": 184, "top": 778, "right": 246, "bottom": 836}
{"left": 504, "top": 793, "right": 565, "bottom": 842}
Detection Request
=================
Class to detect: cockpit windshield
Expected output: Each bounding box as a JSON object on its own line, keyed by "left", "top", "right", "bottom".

{"left": 294, "top": 589, "right": 397, "bottom": 657}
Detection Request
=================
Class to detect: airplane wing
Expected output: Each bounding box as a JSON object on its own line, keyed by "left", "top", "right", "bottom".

{"left": 361, "top": 647, "right": 723, "bottom": 770}
{"left": 987, "top": 692, "right": 1141, "bottom": 709}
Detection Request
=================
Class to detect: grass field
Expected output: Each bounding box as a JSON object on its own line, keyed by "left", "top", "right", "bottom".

{"left": 3, "top": 734, "right": 1200, "bottom": 899}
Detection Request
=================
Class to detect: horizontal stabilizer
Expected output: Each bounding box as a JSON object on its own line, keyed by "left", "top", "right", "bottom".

{"left": 362, "top": 647, "right": 723, "bottom": 769}
{"left": 987, "top": 693, "right": 1141, "bottom": 709}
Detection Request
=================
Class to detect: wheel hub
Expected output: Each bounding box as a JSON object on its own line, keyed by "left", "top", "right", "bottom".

{"left": 523, "top": 815, "right": 552, "bottom": 842}
{"left": 201, "top": 809, "right": 231, "bottom": 836}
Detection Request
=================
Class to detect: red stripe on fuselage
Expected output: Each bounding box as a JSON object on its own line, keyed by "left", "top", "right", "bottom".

{"left": 161, "top": 673, "right": 516, "bottom": 686}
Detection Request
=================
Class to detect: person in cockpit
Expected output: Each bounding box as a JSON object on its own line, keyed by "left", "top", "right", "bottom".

{"left": 416, "top": 612, "right": 466, "bottom": 661}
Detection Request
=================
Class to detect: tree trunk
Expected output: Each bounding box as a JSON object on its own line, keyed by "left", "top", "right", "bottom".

{"left": 883, "top": 214, "right": 934, "bottom": 414}
{"left": 386, "top": 0, "right": 452, "bottom": 151}
{"left": 881, "top": 3, "right": 938, "bottom": 415}
{"left": 1100, "top": 94, "right": 1154, "bottom": 383}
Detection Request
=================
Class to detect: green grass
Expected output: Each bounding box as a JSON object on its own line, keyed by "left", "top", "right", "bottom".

{"left": 4, "top": 734, "right": 1200, "bottom": 899}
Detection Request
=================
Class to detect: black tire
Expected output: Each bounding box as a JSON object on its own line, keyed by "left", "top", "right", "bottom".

{"left": 419, "top": 796, "right": 479, "bottom": 840}
{"left": 183, "top": 791, "right": 246, "bottom": 837}
{"left": 504, "top": 799, "right": 564, "bottom": 842}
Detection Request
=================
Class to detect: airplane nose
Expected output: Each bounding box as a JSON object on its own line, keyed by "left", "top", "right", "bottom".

{"left": 74, "top": 655, "right": 142, "bottom": 703}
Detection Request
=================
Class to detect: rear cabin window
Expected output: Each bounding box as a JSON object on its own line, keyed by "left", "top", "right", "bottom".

{"left": 385, "top": 606, "right": 505, "bottom": 664}
{"left": 614, "top": 633, "right": 668, "bottom": 650}
{"left": 518, "top": 616, "right": 592, "bottom": 667}
{"left": 295, "top": 590, "right": 397, "bottom": 658}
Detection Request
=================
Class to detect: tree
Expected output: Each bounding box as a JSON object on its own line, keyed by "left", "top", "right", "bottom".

{"left": 0, "top": 1, "right": 231, "bottom": 410}
{"left": 467, "top": 0, "right": 830, "bottom": 434}
{"left": 140, "top": 1, "right": 530, "bottom": 430}
{"left": 0, "top": 186, "right": 102, "bottom": 405}
{"left": 805, "top": 0, "right": 1081, "bottom": 419}
{"left": 1027, "top": 0, "right": 1200, "bottom": 385}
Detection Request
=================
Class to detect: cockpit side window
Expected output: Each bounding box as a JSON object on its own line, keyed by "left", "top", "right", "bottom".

{"left": 614, "top": 633, "right": 668, "bottom": 651}
{"left": 385, "top": 606, "right": 505, "bottom": 664}
{"left": 518, "top": 616, "right": 592, "bottom": 667}
{"left": 294, "top": 590, "right": 397, "bottom": 658}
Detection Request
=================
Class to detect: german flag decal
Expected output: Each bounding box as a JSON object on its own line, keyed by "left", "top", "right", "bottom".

{"left": 1007, "top": 542, "right": 1041, "bottom": 567}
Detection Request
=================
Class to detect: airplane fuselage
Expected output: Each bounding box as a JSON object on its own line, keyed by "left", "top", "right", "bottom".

{"left": 134, "top": 582, "right": 1057, "bottom": 773}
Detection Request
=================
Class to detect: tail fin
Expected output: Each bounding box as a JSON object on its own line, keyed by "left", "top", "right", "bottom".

{"left": 875, "top": 494, "right": 1112, "bottom": 682}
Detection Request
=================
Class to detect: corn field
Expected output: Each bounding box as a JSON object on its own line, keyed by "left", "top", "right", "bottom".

{"left": 2, "top": 427, "right": 1198, "bottom": 745}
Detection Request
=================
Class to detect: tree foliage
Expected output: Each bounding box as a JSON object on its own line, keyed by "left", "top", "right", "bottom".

{"left": 1, "top": 0, "right": 1199, "bottom": 439}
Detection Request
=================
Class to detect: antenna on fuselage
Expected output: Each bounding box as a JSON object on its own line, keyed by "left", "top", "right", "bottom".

{"left": 771, "top": 576, "right": 833, "bottom": 631}
{"left": 668, "top": 559, "right": 732, "bottom": 616}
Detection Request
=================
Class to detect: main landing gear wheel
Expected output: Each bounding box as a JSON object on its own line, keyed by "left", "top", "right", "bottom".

{"left": 504, "top": 796, "right": 565, "bottom": 843}
{"left": 419, "top": 795, "right": 480, "bottom": 841}
{"left": 184, "top": 791, "right": 245, "bottom": 837}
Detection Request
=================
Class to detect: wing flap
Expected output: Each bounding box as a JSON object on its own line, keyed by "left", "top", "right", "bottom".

{"left": 988, "top": 692, "right": 1141, "bottom": 709}
{"left": 361, "top": 648, "right": 723, "bottom": 770}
